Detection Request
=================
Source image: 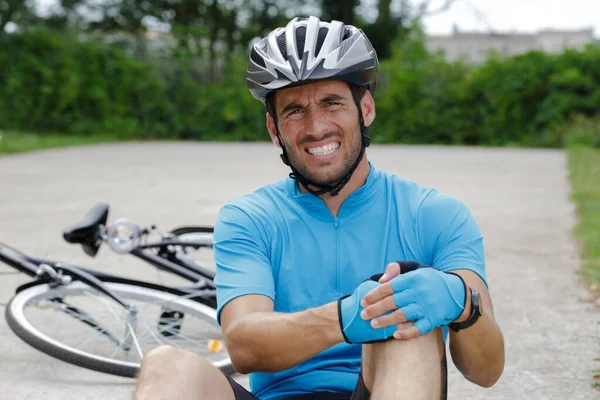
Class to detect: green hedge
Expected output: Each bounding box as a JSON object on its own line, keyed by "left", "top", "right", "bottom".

{"left": 0, "top": 29, "right": 264, "bottom": 140}
{"left": 372, "top": 32, "right": 600, "bottom": 147}
{"left": 1, "top": 28, "right": 599, "bottom": 146}
{"left": 0, "top": 30, "right": 170, "bottom": 137}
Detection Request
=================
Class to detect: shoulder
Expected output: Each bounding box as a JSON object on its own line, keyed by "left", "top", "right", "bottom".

{"left": 214, "top": 179, "right": 290, "bottom": 232}
{"left": 418, "top": 189, "right": 470, "bottom": 216}
{"left": 376, "top": 169, "right": 474, "bottom": 225}
{"left": 378, "top": 170, "right": 438, "bottom": 212}
{"left": 414, "top": 187, "right": 480, "bottom": 241}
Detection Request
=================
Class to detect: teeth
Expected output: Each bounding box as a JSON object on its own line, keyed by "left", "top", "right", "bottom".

{"left": 307, "top": 143, "right": 339, "bottom": 156}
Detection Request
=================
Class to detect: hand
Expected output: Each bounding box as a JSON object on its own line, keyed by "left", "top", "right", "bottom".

{"left": 360, "top": 261, "right": 467, "bottom": 340}
{"left": 338, "top": 279, "right": 398, "bottom": 344}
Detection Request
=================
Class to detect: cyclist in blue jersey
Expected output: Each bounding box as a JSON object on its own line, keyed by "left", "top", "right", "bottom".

{"left": 134, "top": 16, "right": 505, "bottom": 400}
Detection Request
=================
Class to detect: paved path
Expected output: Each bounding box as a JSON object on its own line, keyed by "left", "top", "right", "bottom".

{"left": 0, "top": 142, "right": 598, "bottom": 399}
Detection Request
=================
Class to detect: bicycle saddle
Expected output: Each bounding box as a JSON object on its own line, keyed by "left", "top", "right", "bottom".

{"left": 63, "top": 202, "right": 109, "bottom": 257}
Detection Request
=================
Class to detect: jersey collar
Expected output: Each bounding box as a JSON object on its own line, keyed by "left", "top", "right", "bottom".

{"left": 287, "top": 161, "right": 383, "bottom": 219}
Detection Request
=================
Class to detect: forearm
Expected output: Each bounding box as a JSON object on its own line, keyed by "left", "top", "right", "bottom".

{"left": 223, "top": 301, "right": 344, "bottom": 374}
{"left": 449, "top": 313, "right": 505, "bottom": 387}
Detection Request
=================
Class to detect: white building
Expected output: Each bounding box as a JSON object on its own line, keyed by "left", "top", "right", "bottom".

{"left": 426, "top": 27, "right": 596, "bottom": 64}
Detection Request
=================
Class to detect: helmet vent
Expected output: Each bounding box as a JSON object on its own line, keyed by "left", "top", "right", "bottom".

{"left": 276, "top": 33, "right": 288, "bottom": 61}
{"left": 250, "top": 47, "right": 266, "bottom": 68}
{"left": 315, "top": 27, "right": 329, "bottom": 57}
{"left": 296, "top": 26, "right": 307, "bottom": 60}
{"left": 338, "top": 27, "right": 354, "bottom": 59}
{"left": 343, "top": 26, "right": 353, "bottom": 40}
{"left": 338, "top": 38, "right": 352, "bottom": 59}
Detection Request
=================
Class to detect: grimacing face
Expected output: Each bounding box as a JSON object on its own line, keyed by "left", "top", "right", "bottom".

{"left": 266, "top": 80, "right": 375, "bottom": 187}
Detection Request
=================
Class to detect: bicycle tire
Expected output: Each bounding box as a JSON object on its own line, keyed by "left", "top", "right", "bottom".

{"left": 6, "top": 280, "right": 235, "bottom": 378}
{"left": 169, "top": 226, "right": 214, "bottom": 236}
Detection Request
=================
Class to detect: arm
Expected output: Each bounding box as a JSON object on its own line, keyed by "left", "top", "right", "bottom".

{"left": 447, "top": 269, "right": 505, "bottom": 387}
{"left": 214, "top": 202, "right": 417, "bottom": 374}
{"left": 220, "top": 295, "right": 343, "bottom": 374}
{"left": 213, "top": 203, "right": 346, "bottom": 374}
{"left": 417, "top": 191, "right": 504, "bottom": 387}
{"left": 360, "top": 191, "right": 505, "bottom": 387}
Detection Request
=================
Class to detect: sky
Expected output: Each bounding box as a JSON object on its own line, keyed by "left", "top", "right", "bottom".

{"left": 420, "top": 0, "right": 600, "bottom": 37}
{"left": 35, "top": 0, "right": 600, "bottom": 38}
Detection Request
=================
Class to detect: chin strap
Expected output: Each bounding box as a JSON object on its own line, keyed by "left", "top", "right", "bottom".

{"left": 277, "top": 89, "right": 371, "bottom": 197}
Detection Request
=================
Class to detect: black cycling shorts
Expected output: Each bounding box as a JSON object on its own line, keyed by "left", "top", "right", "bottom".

{"left": 225, "top": 353, "right": 447, "bottom": 400}
{"left": 225, "top": 372, "right": 364, "bottom": 400}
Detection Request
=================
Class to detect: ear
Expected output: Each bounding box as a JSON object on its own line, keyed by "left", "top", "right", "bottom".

{"left": 266, "top": 112, "right": 281, "bottom": 147}
{"left": 360, "top": 90, "right": 376, "bottom": 128}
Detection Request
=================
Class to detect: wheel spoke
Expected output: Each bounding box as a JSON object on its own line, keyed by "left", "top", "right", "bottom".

{"left": 6, "top": 281, "right": 232, "bottom": 378}
{"left": 48, "top": 298, "right": 123, "bottom": 346}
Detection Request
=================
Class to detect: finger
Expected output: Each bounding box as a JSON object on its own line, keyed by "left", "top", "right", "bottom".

{"left": 370, "top": 308, "right": 408, "bottom": 329}
{"left": 378, "top": 262, "right": 401, "bottom": 283}
{"left": 360, "top": 282, "right": 394, "bottom": 308}
{"left": 360, "top": 294, "right": 397, "bottom": 320}
{"left": 395, "top": 321, "right": 415, "bottom": 331}
{"left": 393, "top": 326, "right": 421, "bottom": 340}
{"left": 413, "top": 319, "right": 432, "bottom": 336}
{"left": 398, "top": 302, "right": 423, "bottom": 322}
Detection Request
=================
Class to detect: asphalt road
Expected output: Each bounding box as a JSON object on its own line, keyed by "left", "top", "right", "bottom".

{"left": 0, "top": 142, "right": 598, "bottom": 399}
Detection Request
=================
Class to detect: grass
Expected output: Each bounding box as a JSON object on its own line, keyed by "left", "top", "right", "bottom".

{"left": 568, "top": 144, "right": 600, "bottom": 298}
{"left": 567, "top": 142, "right": 600, "bottom": 389}
{"left": 0, "top": 131, "right": 124, "bottom": 155}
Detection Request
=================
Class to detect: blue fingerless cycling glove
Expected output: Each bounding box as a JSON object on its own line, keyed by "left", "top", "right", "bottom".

{"left": 389, "top": 262, "right": 467, "bottom": 336}
{"left": 338, "top": 278, "right": 395, "bottom": 344}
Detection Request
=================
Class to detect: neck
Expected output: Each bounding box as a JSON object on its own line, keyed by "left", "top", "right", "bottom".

{"left": 299, "top": 155, "right": 371, "bottom": 216}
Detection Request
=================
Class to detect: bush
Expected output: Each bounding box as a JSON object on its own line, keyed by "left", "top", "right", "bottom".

{"left": 560, "top": 115, "right": 600, "bottom": 148}
{"left": 1, "top": 28, "right": 599, "bottom": 147}
{"left": 372, "top": 28, "right": 600, "bottom": 147}
{"left": 0, "top": 29, "right": 171, "bottom": 137}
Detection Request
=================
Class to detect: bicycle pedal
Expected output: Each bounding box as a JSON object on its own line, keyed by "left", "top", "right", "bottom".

{"left": 158, "top": 309, "right": 185, "bottom": 337}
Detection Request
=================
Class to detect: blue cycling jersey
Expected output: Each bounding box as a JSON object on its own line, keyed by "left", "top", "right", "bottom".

{"left": 213, "top": 162, "right": 487, "bottom": 400}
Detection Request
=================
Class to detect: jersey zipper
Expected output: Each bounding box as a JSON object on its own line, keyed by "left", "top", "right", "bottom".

{"left": 333, "top": 216, "right": 340, "bottom": 293}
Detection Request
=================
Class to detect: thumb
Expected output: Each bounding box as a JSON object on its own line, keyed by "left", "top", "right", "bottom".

{"left": 379, "top": 262, "right": 401, "bottom": 283}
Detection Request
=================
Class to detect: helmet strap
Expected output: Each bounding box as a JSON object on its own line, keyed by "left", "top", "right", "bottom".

{"left": 275, "top": 86, "right": 371, "bottom": 197}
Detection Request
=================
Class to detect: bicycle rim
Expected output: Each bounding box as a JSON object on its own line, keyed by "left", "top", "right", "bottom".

{"left": 6, "top": 281, "right": 234, "bottom": 377}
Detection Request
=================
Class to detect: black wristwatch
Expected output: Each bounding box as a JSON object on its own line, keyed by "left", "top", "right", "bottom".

{"left": 448, "top": 287, "right": 483, "bottom": 332}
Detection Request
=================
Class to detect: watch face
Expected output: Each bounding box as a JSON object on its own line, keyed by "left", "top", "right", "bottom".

{"left": 476, "top": 292, "right": 484, "bottom": 315}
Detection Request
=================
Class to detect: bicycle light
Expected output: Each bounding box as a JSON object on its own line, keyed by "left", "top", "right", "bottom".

{"left": 106, "top": 218, "right": 142, "bottom": 254}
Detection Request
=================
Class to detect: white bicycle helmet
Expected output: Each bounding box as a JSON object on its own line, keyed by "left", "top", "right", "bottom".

{"left": 247, "top": 16, "right": 379, "bottom": 103}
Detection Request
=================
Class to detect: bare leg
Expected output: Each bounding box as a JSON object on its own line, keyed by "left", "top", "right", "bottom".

{"left": 133, "top": 345, "right": 236, "bottom": 400}
{"left": 360, "top": 329, "right": 446, "bottom": 400}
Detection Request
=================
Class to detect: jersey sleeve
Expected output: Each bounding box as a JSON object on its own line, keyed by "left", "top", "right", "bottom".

{"left": 416, "top": 190, "right": 488, "bottom": 286}
{"left": 213, "top": 203, "right": 275, "bottom": 325}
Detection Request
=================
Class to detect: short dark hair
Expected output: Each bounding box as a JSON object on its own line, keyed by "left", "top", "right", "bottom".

{"left": 265, "top": 82, "right": 369, "bottom": 125}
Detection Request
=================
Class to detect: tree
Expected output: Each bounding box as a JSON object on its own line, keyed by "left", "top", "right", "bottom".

{"left": 0, "top": 0, "right": 37, "bottom": 34}
{"left": 359, "top": 0, "right": 458, "bottom": 60}
{"left": 320, "top": 0, "right": 358, "bottom": 25}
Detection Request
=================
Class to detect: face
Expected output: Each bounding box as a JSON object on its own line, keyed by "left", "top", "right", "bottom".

{"left": 267, "top": 80, "right": 375, "bottom": 186}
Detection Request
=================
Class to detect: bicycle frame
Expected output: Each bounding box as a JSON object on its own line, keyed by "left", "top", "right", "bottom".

{"left": 0, "top": 241, "right": 219, "bottom": 308}
{"left": 0, "top": 201, "right": 220, "bottom": 311}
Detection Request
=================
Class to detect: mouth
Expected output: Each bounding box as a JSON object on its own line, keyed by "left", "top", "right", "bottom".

{"left": 305, "top": 142, "right": 340, "bottom": 157}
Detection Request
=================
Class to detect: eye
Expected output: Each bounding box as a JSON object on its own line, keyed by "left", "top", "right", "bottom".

{"left": 284, "top": 109, "right": 303, "bottom": 119}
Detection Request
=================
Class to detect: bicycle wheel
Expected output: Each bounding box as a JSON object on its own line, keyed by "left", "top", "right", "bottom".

{"left": 6, "top": 280, "right": 235, "bottom": 378}
{"left": 167, "top": 226, "right": 216, "bottom": 272}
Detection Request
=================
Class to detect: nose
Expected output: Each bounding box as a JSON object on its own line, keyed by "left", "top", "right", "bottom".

{"left": 304, "top": 106, "right": 331, "bottom": 140}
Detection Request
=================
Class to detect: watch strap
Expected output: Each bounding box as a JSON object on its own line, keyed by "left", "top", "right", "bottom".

{"left": 449, "top": 287, "right": 482, "bottom": 332}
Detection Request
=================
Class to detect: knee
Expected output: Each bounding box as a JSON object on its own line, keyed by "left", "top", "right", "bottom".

{"left": 139, "top": 345, "right": 201, "bottom": 377}
{"left": 404, "top": 328, "right": 445, "bottom": 360}
{"left": 361, "top": 329, "right": 445, "bottom": 386}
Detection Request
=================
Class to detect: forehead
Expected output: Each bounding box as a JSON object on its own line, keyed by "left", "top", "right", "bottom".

{"left": 275, "top": 80, "right": 352, "bottom": 107}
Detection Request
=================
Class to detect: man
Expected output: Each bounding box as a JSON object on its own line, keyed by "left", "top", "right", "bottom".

{"left": 134, "top": 16, "right": 505, "bottom": 400}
